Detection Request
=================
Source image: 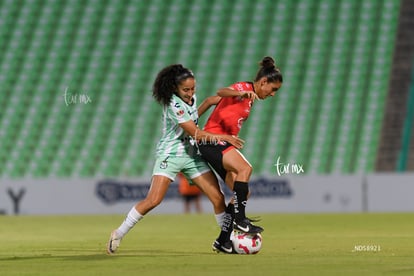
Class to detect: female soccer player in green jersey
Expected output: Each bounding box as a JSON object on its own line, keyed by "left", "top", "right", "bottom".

{"left": 107, "top": 64, "right": 244, "bottom": 254}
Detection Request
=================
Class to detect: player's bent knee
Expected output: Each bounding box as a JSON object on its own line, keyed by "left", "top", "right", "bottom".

{"left": 236, "top": 164, "right": 252, "bottom": 179}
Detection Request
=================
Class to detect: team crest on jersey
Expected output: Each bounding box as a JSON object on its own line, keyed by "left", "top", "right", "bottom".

{"left": 176, "top": 109, "right": 185, "bottom": 117}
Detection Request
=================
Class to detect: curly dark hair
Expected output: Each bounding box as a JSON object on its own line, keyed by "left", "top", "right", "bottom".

{"left": 152, "top": 64, "right": 194, "bottom": 106}
{"left": 254, "top": 56, "right": 283, "bottom": 83}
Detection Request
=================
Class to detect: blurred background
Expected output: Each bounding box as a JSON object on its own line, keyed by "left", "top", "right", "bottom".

{"left": 0, "top": 0, "right": 413, "bottom": 214}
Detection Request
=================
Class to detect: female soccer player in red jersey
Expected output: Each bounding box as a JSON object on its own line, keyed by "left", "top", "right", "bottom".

{"left": 197, "top": 56, "right": 283, "bottom": 252}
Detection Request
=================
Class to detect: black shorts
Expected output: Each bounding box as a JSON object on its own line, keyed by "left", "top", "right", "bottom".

{"left": 198, "top": 142, "right": 235, "bottom": 181}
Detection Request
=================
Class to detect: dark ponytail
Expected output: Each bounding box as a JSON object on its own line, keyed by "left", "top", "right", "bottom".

{"left": 152, "top": 64, "right": 194, "bottom": 106}
{"left": 254, "top": 56, "right": 283, "bottom": 83}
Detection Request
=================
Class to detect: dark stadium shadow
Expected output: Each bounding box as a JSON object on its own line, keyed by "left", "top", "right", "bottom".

{"left": 0, "top": 254, "right": 108, "bottom": 262}
{"left": 0, "top": 249, "right": 220, "bottom": 262}
{"left": 99, "top": 249, "right": 215, "bottom": 258}
{"left": 61, "top": 251, "right": 216, "bottom": 261}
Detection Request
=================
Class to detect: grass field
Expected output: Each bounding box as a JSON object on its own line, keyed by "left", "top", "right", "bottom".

{"left": 1, "top": 213, "right": 413, "bottom": 275}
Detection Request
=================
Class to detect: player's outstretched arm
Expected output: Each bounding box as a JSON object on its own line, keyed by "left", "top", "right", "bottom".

{"left": 197, "top": 95, "right": 221, "bottom": 117}
{"left": 217, "top": 87, "right": 259, "bottom": 102}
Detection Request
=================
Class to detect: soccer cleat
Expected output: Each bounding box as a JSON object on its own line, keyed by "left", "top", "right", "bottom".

{"left": 246, "top": 216, "right": 261, "bottom": 223}
{"left": 212, "top": 240, "right": 234, "bottom": 254}
{"left": 233, "top": 218, "right": 264, "bottom": 234}
{"left": 107, "top": 230, "right": 122, "bottom": 254}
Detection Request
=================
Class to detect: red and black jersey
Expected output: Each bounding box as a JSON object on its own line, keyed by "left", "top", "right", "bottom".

{"left": 203, "top": 82, "right": 254, "bottom": 136}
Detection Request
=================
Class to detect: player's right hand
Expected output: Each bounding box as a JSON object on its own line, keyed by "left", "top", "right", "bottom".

{"left": 241, "top": 91, "right": 259, "bottom": 102}
{"left": 222, "top": 135, "right": 245, "bottom": 149}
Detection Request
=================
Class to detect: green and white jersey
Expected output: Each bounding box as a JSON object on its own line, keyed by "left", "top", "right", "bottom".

{"left": 155, "top": 94, "right": 199, "bottom": 158}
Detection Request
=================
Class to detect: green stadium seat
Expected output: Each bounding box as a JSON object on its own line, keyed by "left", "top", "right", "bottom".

{"left": 0, "top": 0, "right": 401, "bottom": 178}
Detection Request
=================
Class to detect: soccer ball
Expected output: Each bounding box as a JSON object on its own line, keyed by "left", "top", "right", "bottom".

{"left": 231, "top": 230, "right": 262, "bottom": 254}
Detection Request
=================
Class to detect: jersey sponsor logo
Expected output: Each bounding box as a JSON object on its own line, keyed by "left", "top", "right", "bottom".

{"left": 237, "top": 117, "right": 245, "bottom": 129}
{"left": 235, "top": 83, "right": 244, "bottom": 90}
{"left": 160, "top": 156, "right": 169, "bottom": 169}
{"left": 187, "top": 109, "right": 197, "bottom": 115}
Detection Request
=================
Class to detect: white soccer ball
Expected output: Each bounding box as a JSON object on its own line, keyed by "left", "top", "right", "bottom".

{"left": 231, "top": 230, "right": 262, "bottom": 254}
